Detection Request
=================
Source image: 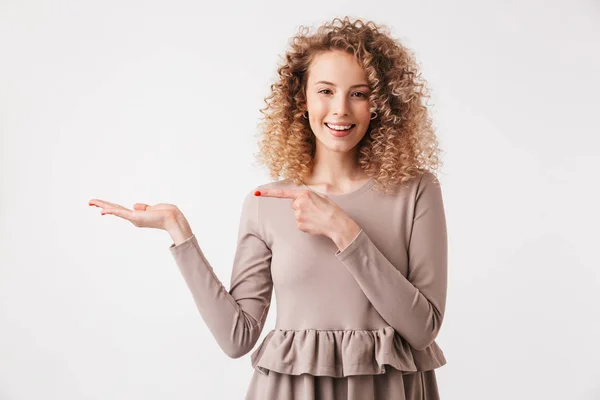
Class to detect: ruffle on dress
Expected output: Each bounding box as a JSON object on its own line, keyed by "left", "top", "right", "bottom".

{"left": 250, "top": 326, "right": 446, "bottom": 378}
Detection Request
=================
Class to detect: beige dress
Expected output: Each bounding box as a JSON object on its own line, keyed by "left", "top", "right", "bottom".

{"left": 169, "top": 172, "right": 448, "bottom": 399}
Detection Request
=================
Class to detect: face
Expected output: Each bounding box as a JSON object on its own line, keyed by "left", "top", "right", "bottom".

{"left": 305, "top": 50, "right": 373, "bottom": 154}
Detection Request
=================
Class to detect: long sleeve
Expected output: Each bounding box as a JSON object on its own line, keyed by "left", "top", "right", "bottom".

{"left": 169, "top": 190, "right": 273, "bottom": 359}
{"left": 334, "top": 172, "right": 448, "bottom": 350}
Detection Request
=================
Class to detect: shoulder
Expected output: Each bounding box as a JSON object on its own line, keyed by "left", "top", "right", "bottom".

{"left": 386, "top": 171, "right": 443, "bottom": 205}
{"left": 247, "top": 178, "right": 301, "bottom": 194}
{"left": 418, "top": 171, "right": 442, "bottom": 188}
{"left": 239, "top": 179, "right": 296, "bottom": 239}
{"left": 387, "top": 171, "right": 440, "bottom": 197}
{"left": 260, "top": 178, "right": 299, "bottom": 190}
{"left": 413, "top": 171, "right": 445, "bottom": 208}
{"left": 241, "top": 178, "right": 299, "bottom": 205}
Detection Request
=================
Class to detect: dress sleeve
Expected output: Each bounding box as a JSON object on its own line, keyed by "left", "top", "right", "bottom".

{"left": 168, "top": 190, "right": 273, "bottom": 358}
{"left": 334, "top": 172, "right": 448, "bottom": 350}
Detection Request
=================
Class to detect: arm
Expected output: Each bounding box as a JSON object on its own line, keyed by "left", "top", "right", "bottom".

{"left": 168, "top": 190, "right": 273, "bottom": 359}
{"left": 333, "top": 172, "right": 448, "bottom": 350}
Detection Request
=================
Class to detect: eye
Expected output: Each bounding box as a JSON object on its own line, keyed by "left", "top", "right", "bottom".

{"left": 318, "top": 89, "right": 368, "bottom": 98}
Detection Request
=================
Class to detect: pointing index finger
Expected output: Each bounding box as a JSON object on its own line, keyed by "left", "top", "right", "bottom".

{"left": 255, "top": 188, "right": 305, "bottom": 199}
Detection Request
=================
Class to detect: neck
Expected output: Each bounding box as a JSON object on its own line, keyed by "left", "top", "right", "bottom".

{"left": 305, "top": 147, "right": 368, "bottom": 185}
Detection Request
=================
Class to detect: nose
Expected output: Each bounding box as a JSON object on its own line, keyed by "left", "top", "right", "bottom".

{"left": 332, "top": 94, "right": 350, "bottom": 116}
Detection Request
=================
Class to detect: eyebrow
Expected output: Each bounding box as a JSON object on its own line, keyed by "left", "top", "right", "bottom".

{"left": 314, "top": 80, "right": 370, "bottom": 89}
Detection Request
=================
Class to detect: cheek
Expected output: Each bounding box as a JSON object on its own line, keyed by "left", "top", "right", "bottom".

{"left": 354, "top": 104, "right": 372, "bottom": 119}
{"left": 311, "top": 98, "right": 327, "bottom": 114}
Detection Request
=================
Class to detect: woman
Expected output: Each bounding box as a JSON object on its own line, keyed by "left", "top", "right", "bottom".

{"left": 89, "top": 16, "right": 448, "bottom": 400}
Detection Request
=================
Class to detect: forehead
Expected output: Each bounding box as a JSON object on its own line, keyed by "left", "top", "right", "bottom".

{"left": 307, "top": 51, "right": 367, "bottom": 83}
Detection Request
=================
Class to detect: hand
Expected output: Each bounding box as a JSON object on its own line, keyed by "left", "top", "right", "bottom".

{"left": 88, "top": 199, "right": 183, "bottom": 231}
{"left": 255, "top": 188, "right": 351, "bottom": 240}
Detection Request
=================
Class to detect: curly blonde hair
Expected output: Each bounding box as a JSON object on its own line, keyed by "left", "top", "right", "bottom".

{"left": 253, "top": 16, "right": 443, "bottom": 194}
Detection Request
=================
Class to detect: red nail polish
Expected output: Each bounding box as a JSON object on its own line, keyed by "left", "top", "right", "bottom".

{"left": 254, "top": 190, "right": 261, "bottom": 196}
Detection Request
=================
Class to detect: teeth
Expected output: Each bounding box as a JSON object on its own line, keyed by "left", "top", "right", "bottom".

{"left": 326, "top": 123, "right": 353, "bottom": 131}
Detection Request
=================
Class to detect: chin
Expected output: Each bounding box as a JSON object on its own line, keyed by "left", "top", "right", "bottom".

{"left": 323, "top": 139, "right": 360, "bottom": 152}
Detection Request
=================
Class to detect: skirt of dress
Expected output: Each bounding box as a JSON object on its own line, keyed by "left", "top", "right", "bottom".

{"left": 245, "top": 367, "right": 440, "bottom": 400}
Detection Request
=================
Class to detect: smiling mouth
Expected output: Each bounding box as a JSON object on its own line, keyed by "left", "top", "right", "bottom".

{"left": 324, "top": 123, "right": 355, "bottom": 130}
{"left": 325, "top": 123, "right": 356, "bottom": 137}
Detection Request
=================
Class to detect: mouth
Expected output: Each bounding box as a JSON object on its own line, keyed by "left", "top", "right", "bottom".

{"left": 325, "top": 123, "right": 356, "bottom": 138}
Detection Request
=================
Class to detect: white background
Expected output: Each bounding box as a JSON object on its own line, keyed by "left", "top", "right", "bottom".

{"left": 1, "top": 0, "right": 599, "bottom": 399}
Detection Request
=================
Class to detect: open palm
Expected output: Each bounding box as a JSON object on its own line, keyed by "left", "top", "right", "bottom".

{"left": 88, "top": 199, "right": 180, "bottom": 230}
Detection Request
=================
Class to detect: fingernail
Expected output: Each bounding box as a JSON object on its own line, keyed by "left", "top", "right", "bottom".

{"left": 254, "top": 190, "right": 261, "bottom": 196}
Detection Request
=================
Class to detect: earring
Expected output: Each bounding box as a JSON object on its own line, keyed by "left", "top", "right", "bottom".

{"left": 303, "top": 111, "right": 308, "bottom": 119}
{"left": 370, "top": 111, "right": 377, "bottom": 120}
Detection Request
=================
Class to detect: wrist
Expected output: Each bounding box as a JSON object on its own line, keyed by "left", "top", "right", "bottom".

{"left": 330, "top": 212, "right": 361, "bottom": 251}
{"left": 166, "top": 212, "right": 194, "bottom": 246}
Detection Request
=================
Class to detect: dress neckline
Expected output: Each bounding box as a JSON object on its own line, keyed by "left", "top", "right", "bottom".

{"left": 300, "top": 177, "right": 375, "bottom": 200}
